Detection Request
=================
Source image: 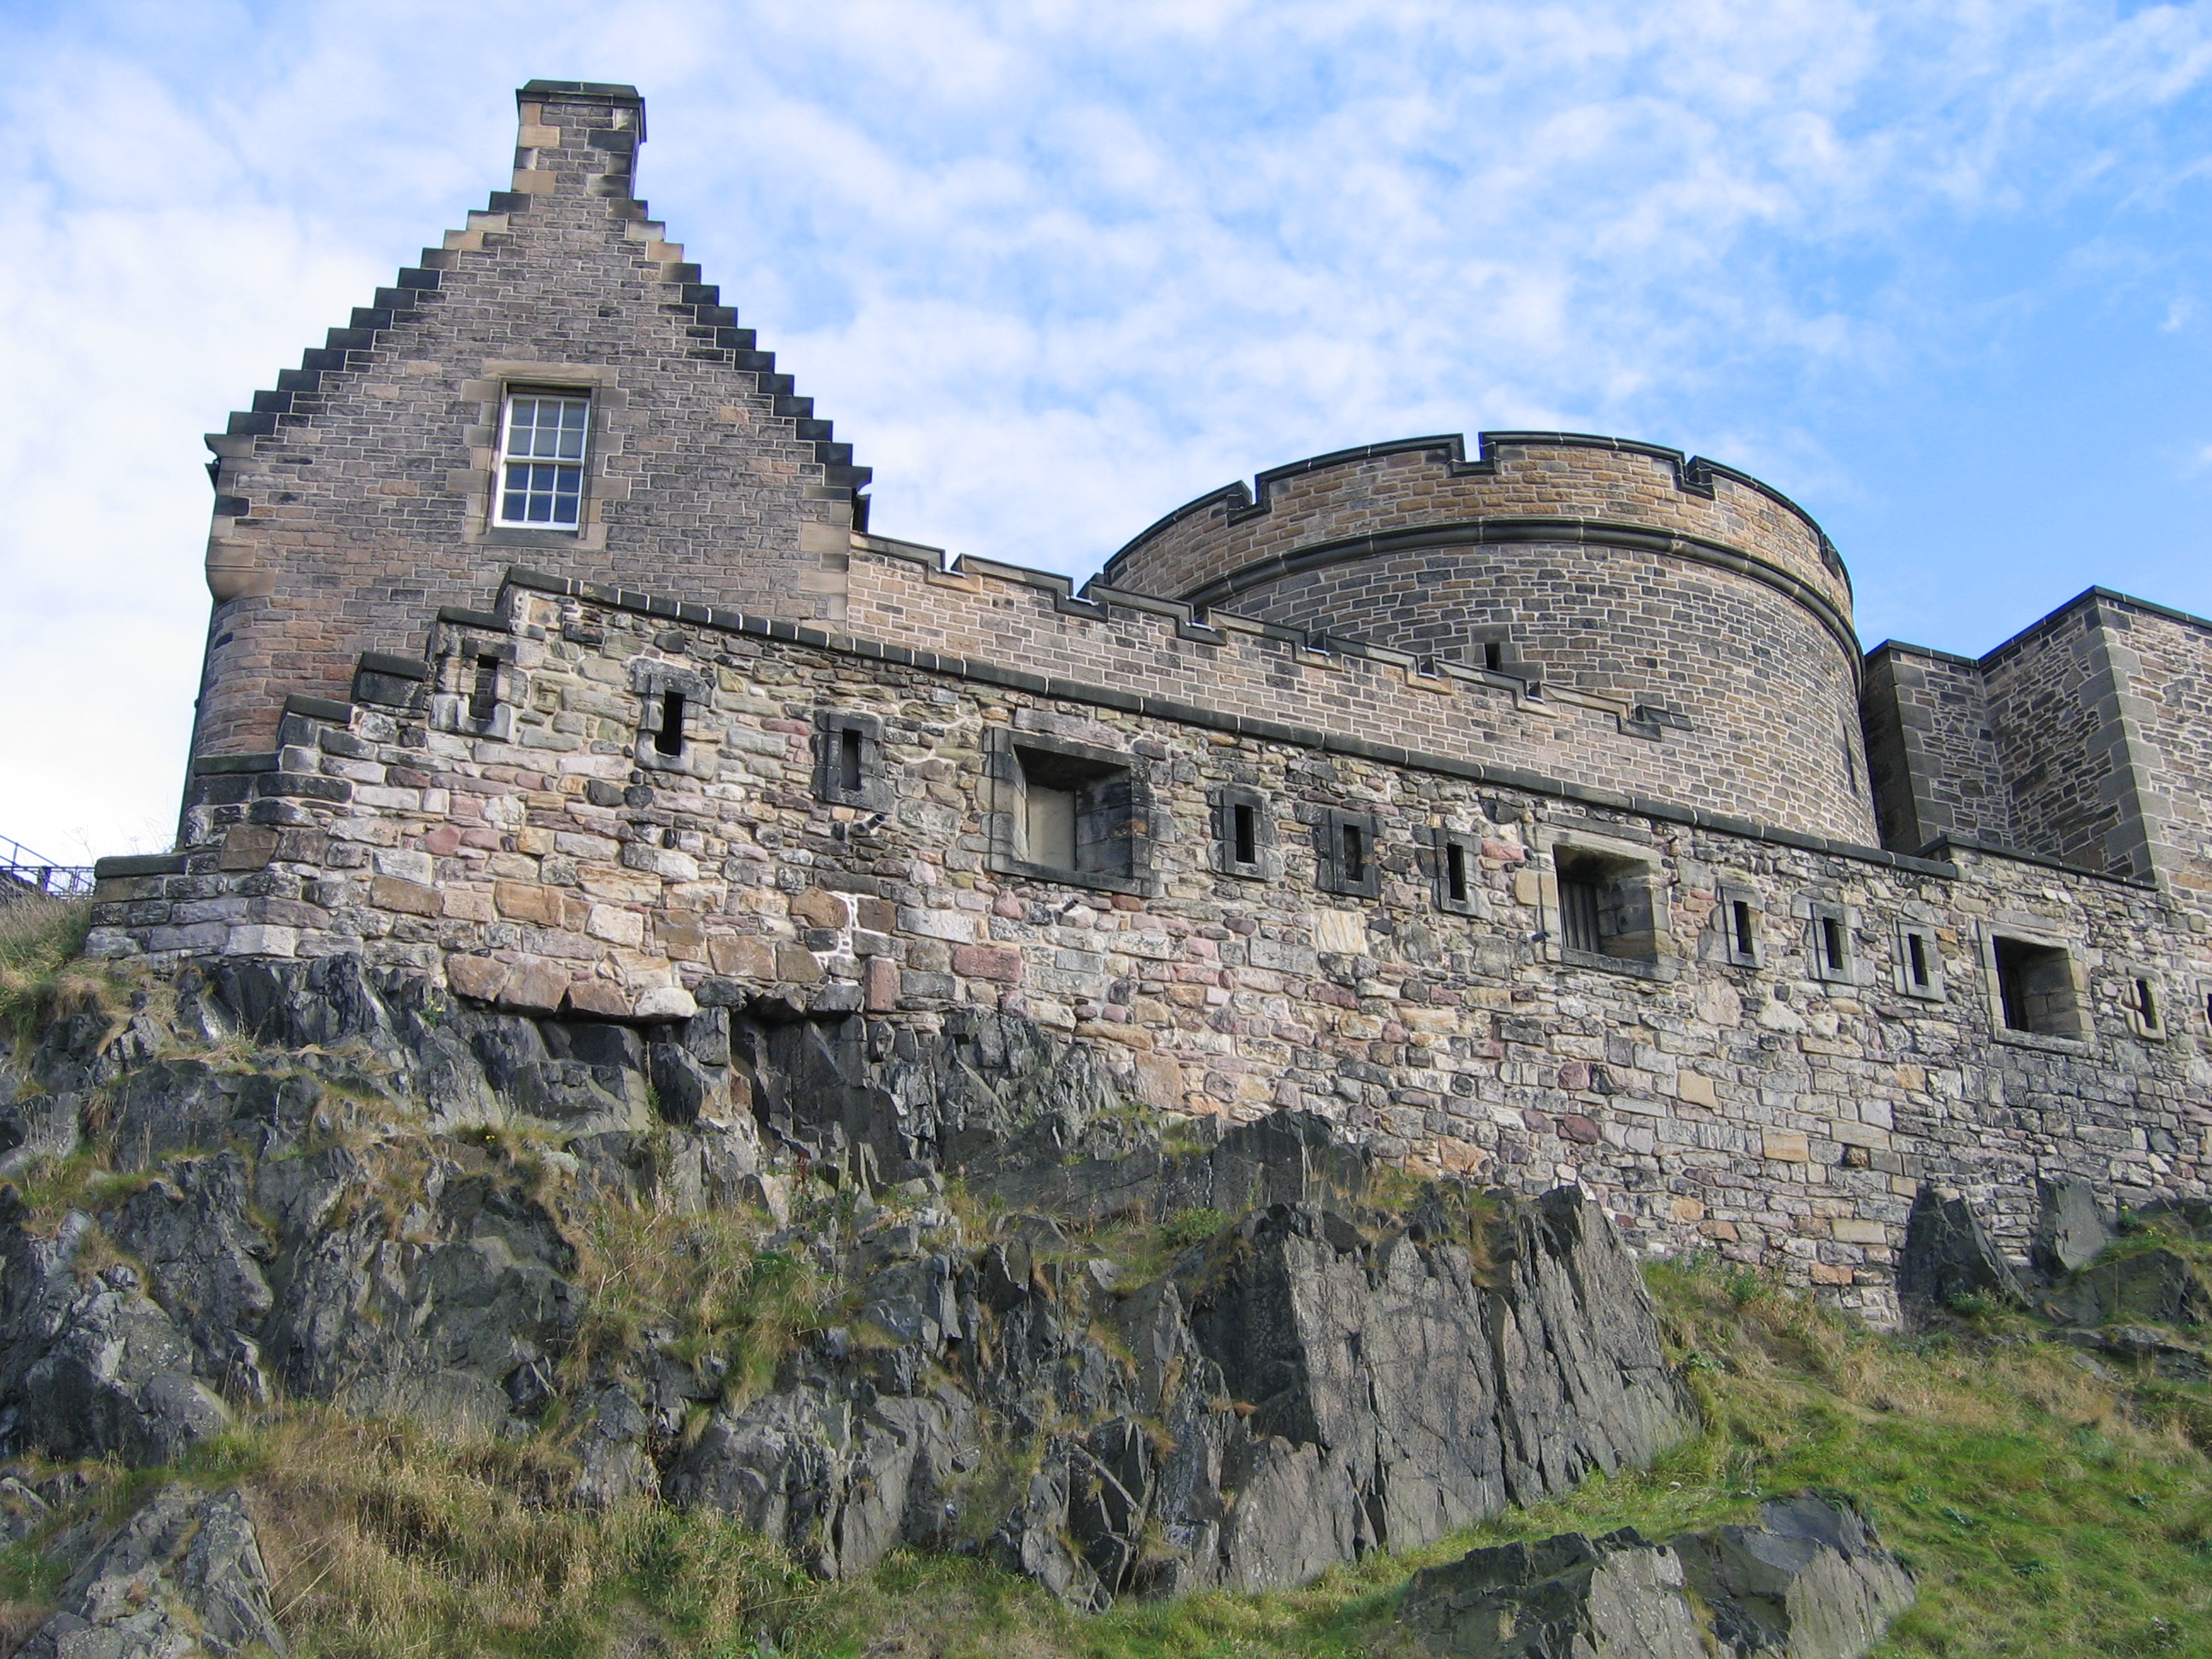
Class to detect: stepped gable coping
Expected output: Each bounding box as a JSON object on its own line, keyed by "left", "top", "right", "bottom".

{"left": 1103, "top": 430, "right": 1848, "bottom": 587}
{"left": 488, "top": 559, "right": 1954, "bottom": 878}
{"left": 202, "top": 80, "right": 869, "bottom": 512}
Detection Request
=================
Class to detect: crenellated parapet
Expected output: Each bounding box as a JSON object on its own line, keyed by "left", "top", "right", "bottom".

{"left": 1103, "top": 433, "right": 1849, "bottom": 626}
{"left": 1109, "top": 434, "right": 1875, "bottom": 847}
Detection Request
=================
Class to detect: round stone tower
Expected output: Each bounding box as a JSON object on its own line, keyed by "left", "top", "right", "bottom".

{"left": 1103, "top": 432, "right": 1875, "bottom": 844}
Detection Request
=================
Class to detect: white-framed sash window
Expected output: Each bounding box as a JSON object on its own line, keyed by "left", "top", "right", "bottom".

{"left": 495, "top": 393, "right": 590, "bottom": 527}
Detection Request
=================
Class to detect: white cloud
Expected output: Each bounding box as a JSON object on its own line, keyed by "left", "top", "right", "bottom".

{"left": 5, "top": 0, "right": 2212, "bottom": 856}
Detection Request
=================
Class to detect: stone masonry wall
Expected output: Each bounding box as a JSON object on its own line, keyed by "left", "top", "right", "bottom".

{"left": 193, "top": 81, "right": 861, "bottom": 761}
{"left": 2094, "top": 600, "right": 2212, "bottom": 901}
{"left": 1860, "top": 643, "right": 2008, "bottom": 854}
{"left": 1173, "top": 538, "right": 1875, "bottom": 846}
{"left": 1977, "top": 597, "right": 2147, "bottom": 879}
{"left": 94, "top": 563, "right": 2212, "bottom": 1329}
{"left": 837, "top": 545, "right": 1874, "bottom": 843}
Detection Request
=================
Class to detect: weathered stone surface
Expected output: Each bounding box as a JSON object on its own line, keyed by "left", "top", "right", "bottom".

{"left": 1399, "top": 1497, "right": 1912, "bottom": 1659}
{"left": 1674, "top": 1495, "right": 1917, "bottom": 1659}
{"left": 666, "top": 1179, "right": 1687, "bottom": 1604}
{"left": 0, "top": 1196, "right": 229, "bottom": 1464}
{"left": 1899, "top": 1186, "right": 2025, "bottom": 1314}
{"left": 2055, "top": 1246, "right": 2212, "bottom": 1330}
{"left": 1396, "top": 1530, "right": 1707, "bottom": 1658}
{"left": 14, "top": 1484, "right": 283, "bottom": 1659}
{"left": 2034, "top": 1177, "right": 2116, "bottom": 1278}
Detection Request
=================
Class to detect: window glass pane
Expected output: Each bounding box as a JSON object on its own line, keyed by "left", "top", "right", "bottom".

{"left": 501, "top": 461, "right": 583, "bottom": 526}
{"left": 506, "top": 396, "right": 589, "bottom": 460}
{"left": 552, "top": 399, "right": 588, "bottom": 458}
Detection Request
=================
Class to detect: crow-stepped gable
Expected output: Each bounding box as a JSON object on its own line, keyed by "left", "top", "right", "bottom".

{"left": 92, "top": 81, "right": 2212, "bottom": 1326}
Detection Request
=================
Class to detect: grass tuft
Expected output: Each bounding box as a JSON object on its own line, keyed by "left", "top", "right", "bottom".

{"left": 570, "top": 1194, "right": 824, "bottom": 1407}
{"left": 0, "top": 897, "right": 103, "bottom": 1050}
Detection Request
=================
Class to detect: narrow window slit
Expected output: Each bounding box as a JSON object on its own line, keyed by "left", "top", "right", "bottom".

{"left": 1232, "top": 802, "right": 1257, "bottom": 867}
{"left": 1907, "top": 932, "right": 1930, "bottom": 990}
{"left": 2136, "top": 977, "right": 2158, "bottom": 1028}
{"left": 838, "top": 727, "right": 864, "bottom": 794}
{"left": 1732, "top": 899, "right": 1755, "bottom": 960}
{"left": 655, "top": 690, "right": 685, "bottom": 756}
{"left": 1446, "top": 841, "right": 1469, "bottom": 905}
{"left": 1341, "top": 822, "right": 1366, "bottom": 885}
{"left": 1821, "top": 916, "right": 1846, "bottom": 975}
{"left": 468, "top": 656, "right": 499, "bottom": 724}
{"left": 1483, "top": 641, "right": 1503, "bottom": 672}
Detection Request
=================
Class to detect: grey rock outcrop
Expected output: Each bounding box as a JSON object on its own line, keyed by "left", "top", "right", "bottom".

{"left": 668, "top": 1179, "right": 1691, "bottom": 1604}
{"left": 2034, "top": 1178, "right": 2116, "bottom": 1278}
{"left": 1398, "top": 1496, "right": 1913, "bottom": 1659}
{"left": 0, "top": 955, "right": 1694, "bottom": 1613}
{"left": 2052, "top": 1244, "right": 2212, "bottom": 1330}
{"left": 1898, "top": 1185, "right": 2024, "bottom": 1315}
{"left": 1396, "top": 1529, "right": 1708, "bottom": 1659}
{"left": 1674, "top": 1495, "right": 1918, "bottom": 1658}
{"left": 15, "top": 1483, "right": 285, "bottom": 1658}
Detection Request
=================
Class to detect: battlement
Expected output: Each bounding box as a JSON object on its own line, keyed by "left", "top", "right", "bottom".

{"left": 1104, "top": 432, "right": 1851, "bottom": 625}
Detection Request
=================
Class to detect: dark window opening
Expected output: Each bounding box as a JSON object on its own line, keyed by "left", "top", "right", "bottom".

{"left": 655, "top": 690, "right": 685, "bottom": 756}
{"left": 1232, "top": 801, "right": 1258, "bottom": 867}
{"left": 837, "top": 727, "right": 864, "bottom": 795}
{"left": 2136, "top": 977, "right": 2159, "bottom": 1029}
{"left": 1483, "top": 641, "right": 1503, "bottom": 672}
{"left": 468, "top": 656, "right": 499, "bottom": 724}
{"left": 1446, "top": 841, "right": 1470, "bottom": 905}
{"left": 1016, "top": 748, "right": 1141, "bottom": 881}
{"left": 1907, "top": 932, "right": 1930, "bottom": 990}
{"left": 1554, "top": 848, "right": 1658, "bottom": 964}
{"left": 1820, "top": 915, "right": 1848, "bottom": 975}
{"left": 1559, "top": 876, "right": 1604, "bottom": 954}
{"left": 1341, "top": 822, "right": 1367, "bottom": 886}
{"left": 1994, "top": 937, "right": 2081, "bottom": 1038}
{"left": 1732, "top": 899, "right": 1756, "bottom": 960}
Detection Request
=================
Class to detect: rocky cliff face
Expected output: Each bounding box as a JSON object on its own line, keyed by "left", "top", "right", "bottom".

{"left": 0, "top": 957, "right": 1691, "bottom": 1627}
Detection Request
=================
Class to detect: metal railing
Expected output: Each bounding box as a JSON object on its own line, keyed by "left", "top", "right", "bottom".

{"left": 0, "top": 835, "right": 95, "bottom": 900}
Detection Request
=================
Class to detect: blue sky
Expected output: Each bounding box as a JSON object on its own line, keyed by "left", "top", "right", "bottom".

{"left": 7, "top": 0, "right": 2212, "bottom": 860}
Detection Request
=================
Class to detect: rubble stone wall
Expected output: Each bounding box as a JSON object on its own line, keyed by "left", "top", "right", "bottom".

{"left": 96, "top": 562, "right": 2212, "bottom": 1329}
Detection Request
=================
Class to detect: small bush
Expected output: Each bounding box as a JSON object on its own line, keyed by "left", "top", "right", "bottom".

{"left": 1159, "top": 1207, "right": 1230, "bottom": 1250}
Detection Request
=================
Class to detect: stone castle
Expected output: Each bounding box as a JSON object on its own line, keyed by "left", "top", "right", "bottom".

{"left": 88, "top": 80, "right": 2212, "bottom": 1322}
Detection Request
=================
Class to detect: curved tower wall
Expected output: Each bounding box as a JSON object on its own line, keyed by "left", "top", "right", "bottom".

{"left": 1103, "top": 434, "right": 1875, "bottom": 844}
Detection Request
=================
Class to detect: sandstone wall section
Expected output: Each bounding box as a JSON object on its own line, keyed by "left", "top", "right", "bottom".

{"left": 102, "top": 556, "right": 2212, "bottom": 1328}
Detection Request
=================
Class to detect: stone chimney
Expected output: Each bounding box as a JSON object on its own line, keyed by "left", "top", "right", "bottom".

{"left": 511, "top": 79, "right": 647, "bottom": 202}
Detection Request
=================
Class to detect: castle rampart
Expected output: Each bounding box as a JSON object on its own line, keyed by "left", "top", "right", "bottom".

{"left": 1101, "top": 435, "right": 1874, "bottom": 845}
{"left": 98, "top": 544, "right": 2212, "bottom": 1328}
{"left": 106, "top": 80, "right": 2212, "bottom": 1324}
